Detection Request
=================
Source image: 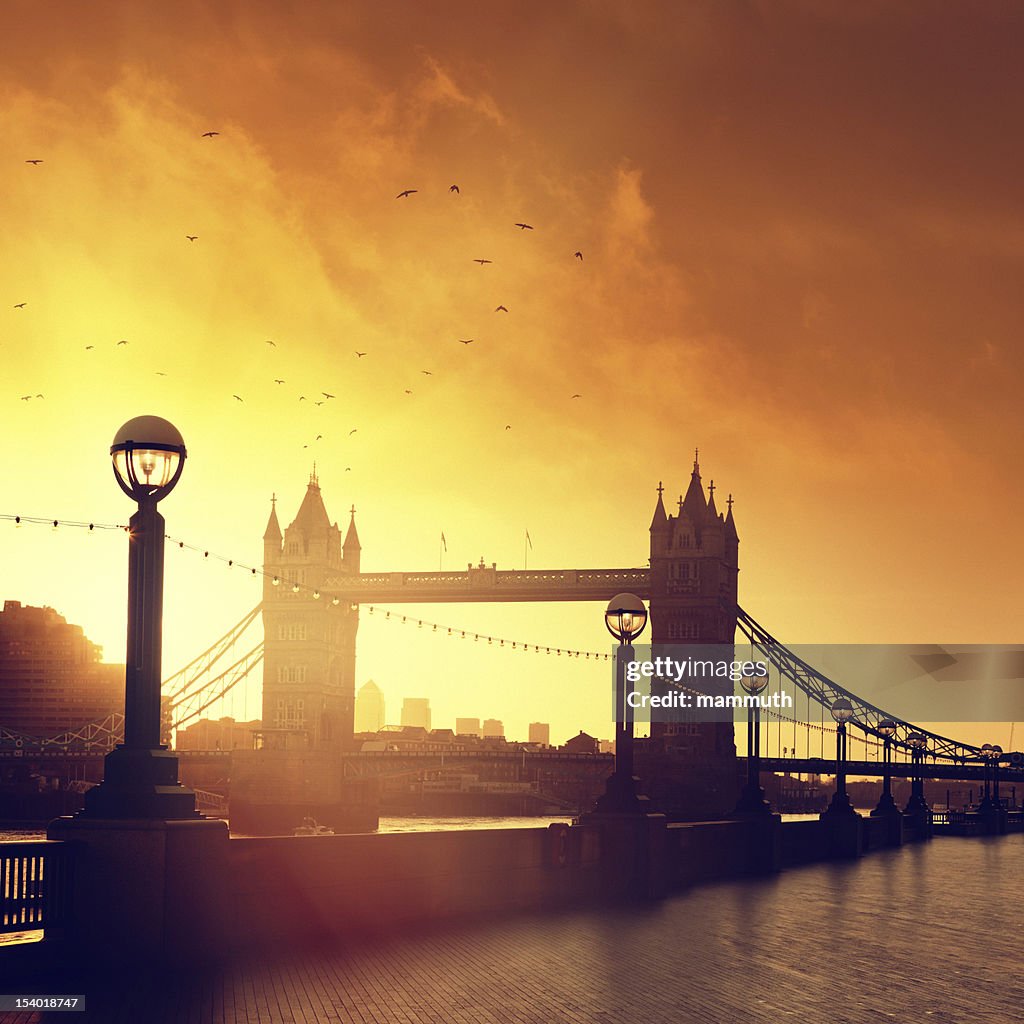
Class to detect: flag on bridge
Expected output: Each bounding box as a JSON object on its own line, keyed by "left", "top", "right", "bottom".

{"left": 525, "top": 529, "right": 533, "bottom": 550}
{"left": 441, "top": 531, "right": 447, "bottom": 552}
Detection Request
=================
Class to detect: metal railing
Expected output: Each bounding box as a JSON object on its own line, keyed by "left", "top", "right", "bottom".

{"left": 0, "top": 840, "right": 73, "bottom": 935}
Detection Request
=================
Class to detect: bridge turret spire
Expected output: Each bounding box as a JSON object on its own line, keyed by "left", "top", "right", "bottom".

{"left": 650, "top": 481, "right": 668, "bottom": 532}
{"left": 263, "top": 494, "right": 282, "bottom": 543}
{"left": 707, "top": 480, "right": 718, "bottom": 519}
{"left": 725, "top": 493, "right": 738, "bottom": 542}
{"left": 680, "top": 449, "right": 707, "bottom": 523}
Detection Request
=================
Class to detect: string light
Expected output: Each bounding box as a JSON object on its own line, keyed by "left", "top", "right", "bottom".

{"left": 6, "top": 508, "right": 617, "bottom": 660}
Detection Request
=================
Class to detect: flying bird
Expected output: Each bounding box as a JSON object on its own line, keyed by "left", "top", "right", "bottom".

{"left": 25, "top": 160, "right": 43, "bottom": 165}
{"left": 116, "top": 339, "right": 128, "bottom": 346}
{"left": 458, "top": 339, "right": 474, "bottom": 345}
{"left": 421, "top": 370, "right": 432, "bottom": 375}
{"left": 449, "top": 184, "right": 460, "bottom": 193}
{"left": 201, "top": 131, "right": 219, "bottom": 138}
{"left": 233, "top": 395, "right": 243, "bottom": 402}
{"left": 298, "top": 396, "right": 306, "bottom": 401}
{"left": 574, "top": 251, "right": 583, "bottom": 260}
{"left": 404, "top": 389, "right": 413, "bottom": 395}
{"left": 13, "top": 303, "right": 26, "bottom": 309}
{"left": 396, "top": 189, "right": 418, "bottom": 198}
{"left": 514, "top": 223, "right": 534, "bottom": 230}
{"left": 473, "top": 258, "right": 493, "bottom": 265}
{"left": 155, "top": 371, "right": 167, "bottom": 376}
{"left": 316, "top": 434, "right": 323, "bottom": 441}
{"left": 186, "top": 235, "right": 198, "bottom": 241}
{"left": 273, "top": 379, "right": 285, "bottom": 384}
{"left": 571, "top": 394, "right": 582, "bottom": 399}
{"left": 266, "top": 340, "right": 276, "bottom": 347}
{"left": 349, "top": 429, "right": 358, "bottom": 435}
{"left": 505, "top": 425, "right": 511, "bottom": 430}
{"left": 355, "top": 351, "right": 367, "bottom": 357}
{"left": 314, "top": 400, "right": 324, "bottom": 406}
{"left": 84, "top": 345, "right": 94, "bottom": 350}
{"left": 345, "top": 467, "right": 351, "bottom": 472}
{"left": 322, "top": 392, "right": 334, "bottom": 399}
{"left": 35, "top": 394, "right": 44, "bottom": 399}
{"left": 20, "top": 395, "right": 31, "bottom": 401}
{"left": 495, "top": 305, "right": 508, "bottom": 312}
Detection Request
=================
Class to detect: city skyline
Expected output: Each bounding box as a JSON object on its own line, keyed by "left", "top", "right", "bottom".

{"left": 3, "top": 3, "right": 1022, "bottom": 750}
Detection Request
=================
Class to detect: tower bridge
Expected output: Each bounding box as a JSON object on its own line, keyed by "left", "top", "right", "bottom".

{"left": 4, "top": 453, "right": 1018, "bottom": 830}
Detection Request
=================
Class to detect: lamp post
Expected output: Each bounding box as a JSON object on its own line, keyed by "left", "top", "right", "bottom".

{"left": 82, "top": 416, "right": 199, "bottom": 820}
{"left": 734, "top": 673, "right": 771, "bottom": 814}
{"left": 871, "top": 719, "right": 899, "bottom": 817}
{"left": 824, "top": 698, "right": 855, "bottom": 814}
{"left": 978, "top": 743, "right": 993, "bottom": 811}
{"left": 991, "top": 744, "right": 1003, "bottom": 808}
{"left": 592, "top": 592, "right": 648, "bottom": 814}
{"left": 903, "top": 732, "right": 929, "bottom": 815}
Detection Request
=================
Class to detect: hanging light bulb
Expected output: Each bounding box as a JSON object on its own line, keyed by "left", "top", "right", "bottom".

{"left": 272, "top": 576, "right": 280, "bottom": 586}
{"left": 313, "top": 591, "right": 321, "bottom": 600}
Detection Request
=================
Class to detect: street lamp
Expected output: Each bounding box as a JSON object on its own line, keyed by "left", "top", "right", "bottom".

{"left": 978, "top": 743, "right": 993, "bottom": 810}
{"left": 593, "top": 592, "right": 648, "bottom": 814}
{"left": 824, "top": 697, "right": 855, "bottom": 814}
{"left": 871, "top": 719, "right": 899, "bottom": 817}
{"left": 82, "top": 416, "right": 199, "bottom": 819}
{"left": 904, "top": 732, "right": 929, "bottom": 815}
{"left": 734, "top": 673, "right": 771, "bottom": 814}
{"left": 990, "top": 744, "right": 1003, "bottom": 809}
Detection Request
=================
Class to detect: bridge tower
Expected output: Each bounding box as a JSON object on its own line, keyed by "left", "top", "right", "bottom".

{"left": 643, "top": 451, "right": 739, "bottom": 817}
{"left": 260, "top": 470, "right": 360, "bottom": 751}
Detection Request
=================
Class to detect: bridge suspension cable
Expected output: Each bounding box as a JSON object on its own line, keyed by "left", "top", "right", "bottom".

{"left": 162, "top": 603, "right": 263, "bottom": 702}
{"left": 733, "top": 604, "right": 983, "bottom": 763}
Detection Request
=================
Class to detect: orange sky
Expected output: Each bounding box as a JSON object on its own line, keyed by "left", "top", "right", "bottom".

{"left": 2, "top": 1, "right": 1022, "bottom": 748}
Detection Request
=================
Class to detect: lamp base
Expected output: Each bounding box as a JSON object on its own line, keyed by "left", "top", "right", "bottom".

{"left": 590, "top": 772, "right": 651, "bottom": 815}
{"left": 732, "top": 783, "right": 773, "bottom": 816}
{"left": 870, "top": 791, "right": 902, "bottom": 817}
{"left": 903, "top": 793, "right": 929, "bottom": 815}
{"left": 81, "top": 746, "right": 201, "bottom": 820}
{"left": 821, "top": 789, "right": 857, "bottom": 817}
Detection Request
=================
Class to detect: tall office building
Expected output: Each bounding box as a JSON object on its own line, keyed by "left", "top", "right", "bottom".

{"left": 528, "top": 722, "right": 550, "bottom": 746}
{"left": 482, "top": 718, "right": 504, "bottom": 738}
{"left": 0, "top": 601, "right": 126, "bottom": 739}
{"left": 401, "top": 697, "right": 431, "bottom": 731}
{"left": 354, "top": 680, "right": 386, "bottom": 733}
{"left": 455, "top": 717, "right": 480, "bottom": 737}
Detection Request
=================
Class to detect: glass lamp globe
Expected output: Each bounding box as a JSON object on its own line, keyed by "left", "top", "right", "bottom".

{"left": 877, "top": 719, "right": 898, "bottom": 737}
{"left": 740, "top": 674, "right": 769, "bottom": 696}
{"left": 604, "top": 593, "right": 648, "bottom": 643}
{"left": 111, "top": 416, "right": 187, "bottom": 503}
{"left": 831, "top": 697, "right": 854, "bottom": 724}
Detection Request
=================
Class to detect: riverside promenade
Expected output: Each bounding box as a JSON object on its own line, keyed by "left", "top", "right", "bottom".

{"left": 5, "top": 831, "right": 1022, "bottom": 1024}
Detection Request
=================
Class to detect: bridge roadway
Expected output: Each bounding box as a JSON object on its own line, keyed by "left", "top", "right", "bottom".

{"left": 321, "top": 565, "right": 652, "bottom": 603}
{"left": 8, "top": 831, "right": 1023, "bottom": 1023}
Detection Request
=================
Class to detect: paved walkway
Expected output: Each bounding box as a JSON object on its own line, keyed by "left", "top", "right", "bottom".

{"left": 3, "top": 833, "right": 1023, "bottom": 1023}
